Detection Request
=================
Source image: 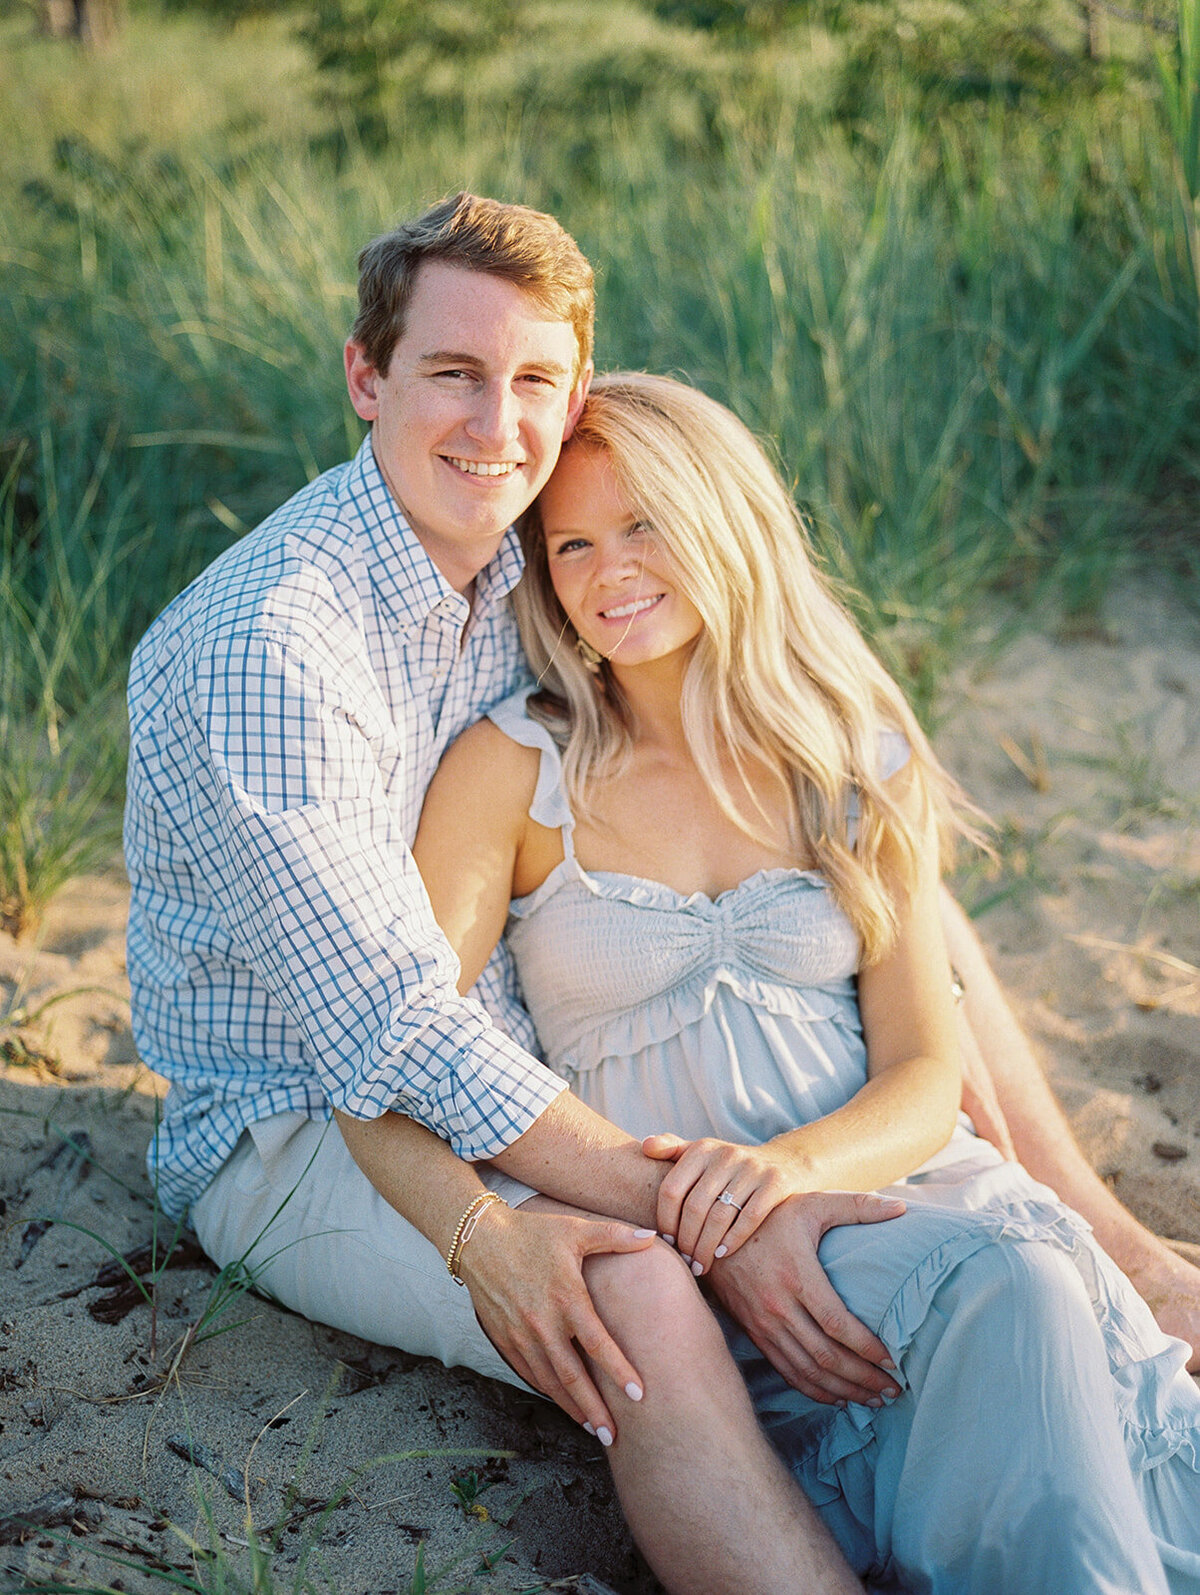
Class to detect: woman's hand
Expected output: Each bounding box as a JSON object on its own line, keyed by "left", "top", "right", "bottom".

{"left": 643, "top": 1132, "right": 809, "bottom": 1273}
{"left": 706, "top": 1189, "right": 907, "bottom": 1406}
{"left": 454, "top": 1196, "right": 657, "bottom": 1443}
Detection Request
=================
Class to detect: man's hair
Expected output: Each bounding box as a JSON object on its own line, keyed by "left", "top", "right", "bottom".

{"left": 351, "top": 192, "right": 595, "bottom": 381}
{"left": 517, "top": 372, "right": 983, "bottom": 962}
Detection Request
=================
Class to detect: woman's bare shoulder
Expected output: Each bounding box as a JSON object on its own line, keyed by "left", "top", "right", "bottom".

{"left": 428, "top": 716, "right": 542, "bottom": 815}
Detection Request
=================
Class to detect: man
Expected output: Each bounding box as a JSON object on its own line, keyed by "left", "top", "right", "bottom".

{"left": 126, "top": 191, "right": 1199, "bottom": 1592}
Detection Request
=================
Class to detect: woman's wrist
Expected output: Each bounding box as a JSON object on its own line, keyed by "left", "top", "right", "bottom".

{"left": 445, "top": 1190, "right": 508, "bottom": 1285}
{"left": 451, "top": 1194, "right": 513, "bottom": 1291}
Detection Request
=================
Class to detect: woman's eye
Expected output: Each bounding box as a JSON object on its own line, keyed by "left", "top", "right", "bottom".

{"left": 550, "top": 538, "right": 588, "bottom": 556}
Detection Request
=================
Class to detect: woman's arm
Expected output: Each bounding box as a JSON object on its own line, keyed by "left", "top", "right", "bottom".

{"left": 415, "top": 720, "right": 672, "bottom": 1220}
{"left": 333, "top": 1106, "right": 656, "bottom": 1436}
{"left": 650, "top": 760, "right": 962, "bottom": 1270}
{"left": 413, "top": 718, "right": 547, "bottom": 994}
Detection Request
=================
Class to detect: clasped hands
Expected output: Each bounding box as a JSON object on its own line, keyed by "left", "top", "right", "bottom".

{"left": 643, "top": 1131, "right": 906, "bottom": 1408}
{"left": 463, "top": 1132, "right": 904, "bottom": 1442}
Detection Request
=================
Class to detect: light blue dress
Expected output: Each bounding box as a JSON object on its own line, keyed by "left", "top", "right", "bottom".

{"left": 489, "top": 688, "right": 1200, "bottom": 1595}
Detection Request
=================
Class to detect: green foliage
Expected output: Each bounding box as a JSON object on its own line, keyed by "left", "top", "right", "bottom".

{"left": 646, "top": 0, "right": 823, "bottom": 32}
{"left": 1, "top": 0, "right": 1199, "bottom": 917}
{"left": 0, "top": 443, "right": 128, "bottom": 934}
{"left": 296, "top": 0, "right": 742, "bottom": 159}
{"left": 1158, "top": 0, "right": 1200, "bottom": 197}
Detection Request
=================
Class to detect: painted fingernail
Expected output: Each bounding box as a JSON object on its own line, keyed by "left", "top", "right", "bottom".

{"left": 681, "top": 1254, "right": 693, "bottom": 1265}
{"left": 625, "top": 1382, "right": 643, "bottom": 1402}
{"left": 691, "top": 1260, "right": 704, "bottom": 1276}
{"left": 884, "top": 1387, "right": 900, "bottom": 1401}
{"left": 633, "top": 1229, "right": 656, "bottom": 1239}
{"left": 882, "top": 1358, "right": 897, "bottom": 1370}
{"left": 714, "top": 1244, "right": 728, "bottom": 1258}
{"left": 662, "top": 1235, "right": 675, "bottom": 1246}
{"left": 597, "top": 1426, "right": 613, "bottom": 1447}
{"left": 867, "top": 1397, "right": 883, "bottom": 1409}
{"left": 582, "top": 1421, "right": 596, "bottom": 1436}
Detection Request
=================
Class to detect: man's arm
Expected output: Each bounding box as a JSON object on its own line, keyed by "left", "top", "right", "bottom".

{"left": 188, "top": 626, "right": 566, "bottom": 1156}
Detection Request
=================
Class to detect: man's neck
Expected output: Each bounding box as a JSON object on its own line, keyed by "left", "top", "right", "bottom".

{"left": 371, "top": 437, "right": 495, "bottom": 600}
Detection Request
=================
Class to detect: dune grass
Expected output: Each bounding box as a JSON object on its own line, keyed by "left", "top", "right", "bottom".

{"left": 1, "top": 9, "right": 1199, "bottom": 1584}
{"left": 0, "top": 8, "right": 1196, "bottom": 894}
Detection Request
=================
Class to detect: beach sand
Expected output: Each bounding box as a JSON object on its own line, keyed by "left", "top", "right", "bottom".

{"left": 2, "top": 576, "right": 1198, "bottom": 1594}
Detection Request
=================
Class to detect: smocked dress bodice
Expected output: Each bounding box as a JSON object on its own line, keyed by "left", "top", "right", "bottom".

{"left": 495, "top": 689, "right": 979, "bottom": 1170}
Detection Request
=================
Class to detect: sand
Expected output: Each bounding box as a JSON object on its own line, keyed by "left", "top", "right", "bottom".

{"left": 2, "top": 576, "right": 1198, "bottom": 1594}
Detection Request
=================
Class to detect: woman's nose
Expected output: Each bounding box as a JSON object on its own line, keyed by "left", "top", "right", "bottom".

{"left": 596, "top": 537, "right": 643, "bottom": 585}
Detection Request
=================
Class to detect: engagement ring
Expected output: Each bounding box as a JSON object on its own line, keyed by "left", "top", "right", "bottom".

{"left": 718, "top": 1191, "right": 743, "bottom": 1211}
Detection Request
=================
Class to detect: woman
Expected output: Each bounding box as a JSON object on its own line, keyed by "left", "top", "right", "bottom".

{"left": 411, "top": 372, "right": 1200, "bottom": 1594}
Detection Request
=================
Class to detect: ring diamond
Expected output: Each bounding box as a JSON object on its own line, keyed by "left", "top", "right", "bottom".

{"left": 718, "top": 1191, "right": 743, "bottom": 1211}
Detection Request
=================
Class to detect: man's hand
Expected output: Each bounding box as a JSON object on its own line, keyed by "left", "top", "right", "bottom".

{"left": 706, "top": 1190, "right": 905, "bottom": 1407}
{"left": 455, "top": 1196, "right": 656, "bottom": 1444}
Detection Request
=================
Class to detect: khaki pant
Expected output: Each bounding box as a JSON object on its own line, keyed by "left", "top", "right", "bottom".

{"left": 191, "top": 1111, "right": 536, "bottom": 1388}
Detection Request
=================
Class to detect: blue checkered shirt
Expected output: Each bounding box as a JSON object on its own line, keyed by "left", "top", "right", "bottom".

{"left": 125, "top": 437, "right": 565, "bottom": 1219}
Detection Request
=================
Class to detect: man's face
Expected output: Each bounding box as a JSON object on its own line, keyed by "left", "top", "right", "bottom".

{"left": 345, "top": 262, "right": 590, "bottom": 593}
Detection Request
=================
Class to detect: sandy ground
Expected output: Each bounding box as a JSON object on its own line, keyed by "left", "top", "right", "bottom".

{"left": 1, "top": 576, "right": 1198, "bottom": 1595}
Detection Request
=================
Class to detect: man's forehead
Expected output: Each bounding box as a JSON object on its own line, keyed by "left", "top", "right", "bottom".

{"left": 399, "top": 262, "right": 577, "bottom": 359}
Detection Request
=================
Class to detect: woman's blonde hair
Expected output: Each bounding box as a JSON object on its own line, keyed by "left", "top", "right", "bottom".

{"left": 514, "top": 371, "right": 981, "bottom": 962}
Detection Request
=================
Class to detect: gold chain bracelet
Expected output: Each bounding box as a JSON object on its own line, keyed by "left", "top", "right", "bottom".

{"left": 445, "top": 1190, "right": 507, "bottom": 1286}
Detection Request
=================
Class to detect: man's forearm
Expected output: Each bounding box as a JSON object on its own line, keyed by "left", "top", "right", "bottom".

{"left": 489, "top": 1092, "right": 666, "bottom": 1228}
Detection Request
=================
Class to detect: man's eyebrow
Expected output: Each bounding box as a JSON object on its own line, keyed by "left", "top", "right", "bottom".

{"left": 417, "top": 349, "right": 571, "bottom": 378}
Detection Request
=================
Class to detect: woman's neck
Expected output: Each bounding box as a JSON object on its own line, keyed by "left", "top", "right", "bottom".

{"left": 607, "top": 655, "right": 691, "bottom": 757}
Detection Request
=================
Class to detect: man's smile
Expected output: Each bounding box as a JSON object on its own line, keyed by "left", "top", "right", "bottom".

{"left": 443, "top": 456, "right": 521, "bottom": 477}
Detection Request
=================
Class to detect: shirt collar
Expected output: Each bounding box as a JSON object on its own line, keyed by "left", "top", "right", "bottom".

{"left": 341, "top": 435, "right": 527, "bottom": 637}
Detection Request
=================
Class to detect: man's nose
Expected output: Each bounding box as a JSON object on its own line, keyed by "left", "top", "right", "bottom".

{"left": 465, "top": 381, "right": 520, "bottom": 450}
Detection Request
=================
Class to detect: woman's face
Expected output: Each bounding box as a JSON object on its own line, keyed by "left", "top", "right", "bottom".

{"left": 538, "top": 443, "right": 703, "bottom": 672}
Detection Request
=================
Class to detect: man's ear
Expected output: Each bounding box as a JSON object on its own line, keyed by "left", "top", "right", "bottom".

{"left": 345, "top": 341, "right": 381, "bottom": 422}
{"left": 562, "top": 361, "right": 593, "bottom": 440}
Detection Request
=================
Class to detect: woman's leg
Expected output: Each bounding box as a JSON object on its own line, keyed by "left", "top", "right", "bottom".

{"left": 877, "top": 1240, "right": 1173, "bottom": 1595}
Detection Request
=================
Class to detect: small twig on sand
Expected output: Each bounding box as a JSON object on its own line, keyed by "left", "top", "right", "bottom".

{"left": 997, "top": 731, "right": 1050, "bottom": 792}
{"left": 242, "top": 1390, "right": 309, "bottom": 1518}
{"left": 0, "top": 1489, "right": 103, "bottom": 1544}
{"left": 166, "top": 1433, "right": 249, "bottom": 1502}
{"left": 1067, "top": 934, "right": 1199, "bottom": 982}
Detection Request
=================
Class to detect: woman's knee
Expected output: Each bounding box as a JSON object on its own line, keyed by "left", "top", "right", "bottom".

{"left": 932, "top": 1237, "right": 1102, "bottom": 1371}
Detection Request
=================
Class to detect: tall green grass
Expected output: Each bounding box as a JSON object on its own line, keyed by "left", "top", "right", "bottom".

{"left": 1, "top": 5, "right": 1198, "bottom": 921}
